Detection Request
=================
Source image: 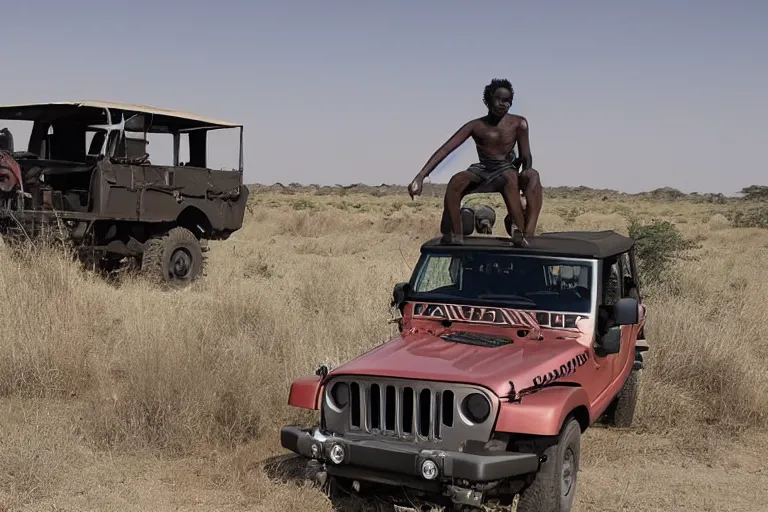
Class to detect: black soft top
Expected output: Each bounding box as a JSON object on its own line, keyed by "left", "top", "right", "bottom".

{"left": 421, "top": 230, "right": 635, "bottom": 259}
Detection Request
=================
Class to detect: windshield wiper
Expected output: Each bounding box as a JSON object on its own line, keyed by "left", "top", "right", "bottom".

{"left": 476, "top": 294, "right": 537, "bottom": 306}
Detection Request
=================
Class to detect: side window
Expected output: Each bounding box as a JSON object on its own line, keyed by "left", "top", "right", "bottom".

{"left": 415, "top": 255, "right": 459, "bottom": 292}
{"left": 602, "top": 258, "right": 621, "bottom": 305}
{"left": 618, "top": 252, "right": 638, "bottom": 299}
{"left": 619, "top": 252, "right": 632, "bottom": 280}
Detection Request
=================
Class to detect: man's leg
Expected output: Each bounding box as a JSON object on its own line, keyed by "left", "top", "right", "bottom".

{"left": 499, "top": 170, "right": 528, "bottom": 243}
{"left": 440, "top": 170, "right": 481, "bottom": 243}
{"left": 518, "top": 168, "right": 543, "bottom": 237}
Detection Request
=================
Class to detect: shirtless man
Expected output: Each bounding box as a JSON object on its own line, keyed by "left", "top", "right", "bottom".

{"left": 408, "top": 78, "right": 542, "bottom": 245}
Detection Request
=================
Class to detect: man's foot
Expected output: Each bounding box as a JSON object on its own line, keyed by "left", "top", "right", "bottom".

{"left": 511, "top": 229, "right": 529, "bottom": 248}
{"left": 440, "top": 232, "right": 464, "bottom": 245}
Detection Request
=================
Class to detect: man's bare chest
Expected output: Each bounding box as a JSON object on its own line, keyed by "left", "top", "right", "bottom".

{"left": 473, "top": 123, "right": 518, "bottom": 146}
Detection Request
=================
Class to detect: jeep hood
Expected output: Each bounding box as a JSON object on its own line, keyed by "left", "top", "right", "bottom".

{"left": 329, "top": 329, "right": 591, "bottom": 398}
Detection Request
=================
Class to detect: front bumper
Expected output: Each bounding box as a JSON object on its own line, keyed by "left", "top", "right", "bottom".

{"left": 280, "top": 426, "right": 540, "bottom": 484}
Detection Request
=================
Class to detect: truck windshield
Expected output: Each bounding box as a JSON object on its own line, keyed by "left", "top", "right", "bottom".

{"left": 411, "top": 251, "right": 594, "bottom": 314}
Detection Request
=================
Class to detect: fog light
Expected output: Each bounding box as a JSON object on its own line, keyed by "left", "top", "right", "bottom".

{"left": 329, "top": 443, "right": 346, "bottom": 464}
{"left": 421, "top": 459, "right": 438, "bottom": 480}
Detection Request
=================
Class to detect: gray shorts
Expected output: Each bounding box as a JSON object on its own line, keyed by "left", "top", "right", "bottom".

{"left": 464, "top": 156, "right": 520, "bottom": 194}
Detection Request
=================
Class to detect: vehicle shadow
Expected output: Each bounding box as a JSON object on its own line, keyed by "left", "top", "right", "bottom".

{"left": 261, "top": 454, "right": 402, "bottom": 511}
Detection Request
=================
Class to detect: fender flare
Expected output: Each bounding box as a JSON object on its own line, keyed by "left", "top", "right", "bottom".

{"left": 287, "top": 376, "right": 324, "bottom": 410}
{"left": 494, "top": 385, "right": 591, "bottom": 436}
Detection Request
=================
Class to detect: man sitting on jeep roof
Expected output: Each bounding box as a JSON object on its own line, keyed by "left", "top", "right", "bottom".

{"left": 407, "top": 78, "right": 543, "bottom": 246}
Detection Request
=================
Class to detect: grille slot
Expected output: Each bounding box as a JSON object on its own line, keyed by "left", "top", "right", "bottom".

{"left": 402, "top": 387, "right": 414, "bottom": 435}
{"left": 442, "top": 390, "right": 454, "bottom": 427}
{"left": 418, "top": 389, "right": 431, "bottom": 437}
{"left": 328, "top": 378, "right": 495, "bottom": 446}
{"left": 385, "top": 385, "right": 396, "bottom": 431}
{"left": 350, "top": 382, "right": 361, "bottom": 427}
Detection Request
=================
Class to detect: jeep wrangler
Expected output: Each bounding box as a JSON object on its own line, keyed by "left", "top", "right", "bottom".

{"left": 280, "top": 222, "right": 648, "bottom": 511}
{"left": 0, "top": 100, "right": 249, "bottom": 287}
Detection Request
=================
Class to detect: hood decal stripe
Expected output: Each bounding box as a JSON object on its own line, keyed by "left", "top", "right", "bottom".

{"left": 413, "top": 302, "right": 588, "bottom": 332}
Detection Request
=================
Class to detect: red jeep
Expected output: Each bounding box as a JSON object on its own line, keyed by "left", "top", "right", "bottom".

{"left": 280, "top": 228, "right": 648, "bottom": 512}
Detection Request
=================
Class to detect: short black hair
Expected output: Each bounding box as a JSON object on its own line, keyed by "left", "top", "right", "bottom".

{"left": 483, "top": 78, "right": 514, "bottom": 107}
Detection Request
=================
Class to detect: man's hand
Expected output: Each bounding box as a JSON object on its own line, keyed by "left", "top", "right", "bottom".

{"left": 409, "top": 121, "right": 474, "bottom": 200}
{"left": 408, "top": 176, "right": 424, "bottom": 199}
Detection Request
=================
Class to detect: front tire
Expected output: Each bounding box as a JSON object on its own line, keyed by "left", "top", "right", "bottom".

{"left": 517, "top": 417, "right": 581, "bottom": 512}
{"left": 141, "top": 226, "right": 204, "bottom": 288}
{"left": 602, "top": 369, "right": 640, "bottom": 428}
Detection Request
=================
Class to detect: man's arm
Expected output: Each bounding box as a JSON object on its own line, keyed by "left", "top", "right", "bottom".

{"left": 415, "top": 121, "right": 474, "bottom": 181}
{"left": 516, "top": 118, "right": 533, "bottom": 170}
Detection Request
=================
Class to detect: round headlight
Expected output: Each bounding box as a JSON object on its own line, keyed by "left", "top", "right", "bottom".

{"left": 421, "top": 459, "right": 438, "bottom": 480}
{"left": 329, "top": 443, "right": 346, "bottom": 464}
{"left": 330, "top": 382, "right": 349, "bottom": 408}
{"left": 462, "top": 393, "right": 491, "bottom": 423}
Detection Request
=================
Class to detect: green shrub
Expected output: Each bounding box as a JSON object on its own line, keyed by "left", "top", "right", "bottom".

{"left": 627, "top": 218, "right": 699, "bottom": 287}
{"left": 727, "top": 205, "right": 768, "bottom": 229}
{"left": 738, "top": 185, "right": 768, "bottom": 201}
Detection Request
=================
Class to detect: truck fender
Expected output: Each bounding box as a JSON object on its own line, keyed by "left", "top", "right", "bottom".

{"left": 287, "top": 376, "right": 324, "bottom": 410}
{"left": 495, "top": 385, "right": 591, "bottom": 436}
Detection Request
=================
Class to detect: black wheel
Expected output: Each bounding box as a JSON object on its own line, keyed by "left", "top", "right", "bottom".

{"left": 141, "top": 226, "right": 204, "bottom": 288}
{"left": 517, "top": 417, "right": 581, "bottom": 512}
{"left": 601, "top": 369, "right": 640, "bottom": 428}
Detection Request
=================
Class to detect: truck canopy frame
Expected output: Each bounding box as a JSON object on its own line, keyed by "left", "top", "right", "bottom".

{"left": 0, "top": 100, "right": 244, "bottom": 171}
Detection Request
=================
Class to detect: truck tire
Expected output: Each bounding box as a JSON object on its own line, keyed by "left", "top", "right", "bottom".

{"left": 141, "top": 226, "right": 203, "bottom": 288}
{"left": 602, "top": 369, "right": 639, "bottom": 428}
{"left": 517, "top": 417, "right": 581, "bottom": 512}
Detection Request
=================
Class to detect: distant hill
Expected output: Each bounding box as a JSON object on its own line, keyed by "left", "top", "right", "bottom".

{"left": 245, "top": 182, "right": 734, "bottom": 204}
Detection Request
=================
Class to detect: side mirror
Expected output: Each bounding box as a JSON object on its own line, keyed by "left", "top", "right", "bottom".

{"left": 596, "top": 297, "right": 639, "bottom": 355}
{"left": 391, "top": 282, "right": 411, "bottom": 310}
{"left": 613, "top": 297, "right": 639, "bottom": 325}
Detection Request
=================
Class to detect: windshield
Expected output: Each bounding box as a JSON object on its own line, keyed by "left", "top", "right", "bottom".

{"left": 411, "top": 251, "right": 595, "bottom": 314}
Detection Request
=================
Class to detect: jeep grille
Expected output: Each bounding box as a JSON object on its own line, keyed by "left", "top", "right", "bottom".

{"left": 322, "top": 376, "right": 498, "bottom": 450}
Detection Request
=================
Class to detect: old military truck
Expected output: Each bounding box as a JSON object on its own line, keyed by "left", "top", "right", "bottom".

{"left": 0, "top": 100, "right": 249, "bottom": 286}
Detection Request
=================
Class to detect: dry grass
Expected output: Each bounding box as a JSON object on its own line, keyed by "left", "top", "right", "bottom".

{"left": 1, "top": 187, "right": 767, "bottom": 511}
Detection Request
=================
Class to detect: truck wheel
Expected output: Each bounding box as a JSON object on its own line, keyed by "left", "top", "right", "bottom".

{"left": 602, "top": 369, "right": 639, "bottom": 428}
{"left": 141, "top": 226, "right": 204, "bottom": 288}
{"left": 516, "top": 417, "right": 581, "bottom": 512}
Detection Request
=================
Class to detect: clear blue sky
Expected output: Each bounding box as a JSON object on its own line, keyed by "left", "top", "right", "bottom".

{"left": 2, "top": 1, "right": 766, "bottom": 194}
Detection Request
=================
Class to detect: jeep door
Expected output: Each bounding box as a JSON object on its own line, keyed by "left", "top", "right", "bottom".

{"left": 590, "top": 254, "right": 642, "bottom": 414}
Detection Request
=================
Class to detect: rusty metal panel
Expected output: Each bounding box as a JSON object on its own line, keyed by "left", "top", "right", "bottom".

{"left": 98, "top": 163, "right": 139, "bottom": 219}
{"left": 102, "top": 187, "right": 140, "bottom": 219}
{"left": 140, "top": 166, "right": 169, "bottom": 187}
{"left": 170, "top": 167, "right": 209, "bottom": 197}
{"left": 207, "top": 170, "right": 243, "bottom": 194}
{"left": 138, "top": 189, "right": 184, "bottom": 222}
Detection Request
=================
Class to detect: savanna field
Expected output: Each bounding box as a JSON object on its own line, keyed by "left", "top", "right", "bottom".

{"left": 1, "top": 183, "right": 767, "bottom": 511}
